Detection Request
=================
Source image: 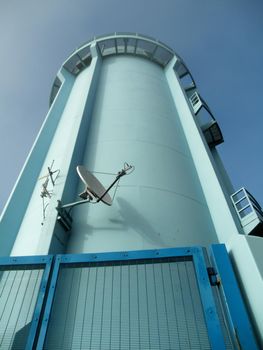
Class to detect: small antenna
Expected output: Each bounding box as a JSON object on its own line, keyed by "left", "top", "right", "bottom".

{"left": 39, "top": 160, "right": 60, "bottom": 225}
{"left": 39, "top": 160, "right": 60, "bottom": 185}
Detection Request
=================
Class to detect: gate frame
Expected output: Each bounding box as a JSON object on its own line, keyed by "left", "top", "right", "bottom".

{"left": 36, "top": 246, "right": 226, "bottom": 350}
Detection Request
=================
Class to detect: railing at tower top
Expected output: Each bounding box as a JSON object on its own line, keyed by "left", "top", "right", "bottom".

{"left": 231, "top": 187, "right": 263, "bottom": 236}
{"left": 194, "top": 95, "right": 224, "bottom": 147}
{"left": 49, "top": 77, "right": 62, "bottom": 106}
{"left": 97, "top": 36, "right": 172, "bottom": 65}
{"left": 64, "top": 33, "right": 174, "bottom": 75}
{"left": 173, "top": 60, "right": 224, "bottom": 147}
{"left": 173, "top": 59, "right": 197, "bottom": 92}
{"left": 50, "top": 32, "right": 223, "bottom": 149}
{"left": 50, "top": 33, "right": 176, "bottom": 106}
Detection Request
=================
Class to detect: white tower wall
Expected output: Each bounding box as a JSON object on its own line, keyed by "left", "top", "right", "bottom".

{"left": 68, "top": 55, "right": 218, "bottom": 253}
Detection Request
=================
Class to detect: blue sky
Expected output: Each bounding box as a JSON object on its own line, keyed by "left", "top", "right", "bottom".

{"left": 0, "top": 0, "right": 263, "bottom": 212}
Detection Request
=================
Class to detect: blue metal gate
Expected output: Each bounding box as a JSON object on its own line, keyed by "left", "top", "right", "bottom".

{"left": 38, "top": 247, "right": 224, "bottom": 350}
{"left": 0, "top": 245, "right": 258, "bottom": 349}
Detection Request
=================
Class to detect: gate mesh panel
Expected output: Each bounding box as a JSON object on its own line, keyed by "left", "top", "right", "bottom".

{"left": 44, "top": 258, "right": 211, "bottom": 350}
{"left": 0, "top": 268, "right": 43, "bottom": 349}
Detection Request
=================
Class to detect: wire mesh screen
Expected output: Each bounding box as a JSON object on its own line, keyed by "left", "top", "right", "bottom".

{"left": 211, "top": 285, "right": 234, "bottom": 349}
{"left": 44, "top": 258, "right": 211, "bottom": 350}
{"left": 0, "top": 267, "right": 44, "bottom": 349}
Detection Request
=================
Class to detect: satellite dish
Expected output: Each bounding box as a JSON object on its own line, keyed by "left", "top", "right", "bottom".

{"left": 77, "top": 166, "right": 112, "bottom": 206}
{"left": 56, "top": 163, "right": 134, "bottom": 230}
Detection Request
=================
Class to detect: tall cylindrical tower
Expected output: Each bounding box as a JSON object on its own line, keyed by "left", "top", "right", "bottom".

{"left": 0, "top": 34, "right": 239, "bottom": 255}
{"left": 68, "top": 53, "right": 220, "bottom": 253}
{"left": 1, "top": 33, "right": 263, "bottom": 342}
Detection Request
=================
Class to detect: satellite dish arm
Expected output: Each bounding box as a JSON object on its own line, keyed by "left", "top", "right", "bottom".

{"left": 96, "top": 172, "right": 123, "bottom": 203}
{"left": 96, "top": 164, "right": 133, "bottom": 203}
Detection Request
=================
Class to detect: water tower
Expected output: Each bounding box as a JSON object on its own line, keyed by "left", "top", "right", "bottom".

{"left": 0, "top": 33, "right": 262, "bottom": 349}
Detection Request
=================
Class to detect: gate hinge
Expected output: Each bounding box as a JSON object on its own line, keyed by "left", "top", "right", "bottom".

{"left": 207, "top": 267, "right": 221, "bottom": 286}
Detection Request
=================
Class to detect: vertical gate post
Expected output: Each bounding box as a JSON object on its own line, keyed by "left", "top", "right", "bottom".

{"left": 26, "top": 256, "right": 53, "bottom": 350}
{"left": 193, "top": 247, "right": 226, "bottom": 350}
{"left": 36, "top": 255, "right": 62, "bottom": 350}
{"left": 210, "top": 244, "right": 259, "bottom": 350}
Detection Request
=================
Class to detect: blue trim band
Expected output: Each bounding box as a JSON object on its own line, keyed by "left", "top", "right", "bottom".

{"left": 59, "top": 246, "right": 196, "bottom": 264}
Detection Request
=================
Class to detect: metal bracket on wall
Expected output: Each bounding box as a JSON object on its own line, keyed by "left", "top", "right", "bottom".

{"left": 56, "top": 200, "right": 73, "bottom": 231}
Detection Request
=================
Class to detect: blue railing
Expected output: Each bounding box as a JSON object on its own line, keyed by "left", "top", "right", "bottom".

{"left": 231, "top": 187, "right": 263, "bottom": 224}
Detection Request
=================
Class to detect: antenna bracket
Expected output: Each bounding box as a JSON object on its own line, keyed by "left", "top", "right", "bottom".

{"left": 56, "top": 200, "right": 73, "bottom": 231}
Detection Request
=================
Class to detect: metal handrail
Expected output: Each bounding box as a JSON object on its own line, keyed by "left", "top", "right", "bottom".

{"left": 231, "top": 187, "right": 263, "bottom": 222}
